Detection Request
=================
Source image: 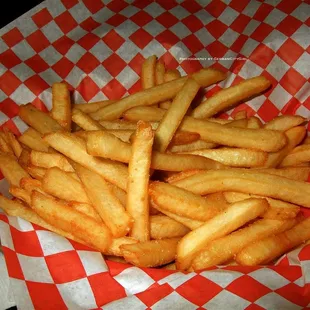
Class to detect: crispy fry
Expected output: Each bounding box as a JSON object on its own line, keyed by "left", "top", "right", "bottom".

{"left": 303, "top": 137, "right": 310, "bottom": 145}
{"left": 127, "top": 121, "right": 154, "bottom": 241}
{"left": 99, "top": 120, "right": 158, "bottom": 130}
{"left": 68, "top": 202, "right": 102, "bottom": 223}
{"left": 86, "top": 131, "right": 224, "bottom": 171}
{"left": 74, "top": 129, "right": 134, "bottom": 143}
{"left": 264, "top": 115, "right": 306, "bottom": 131}
{"left": 170, "top": 131, "right": 200, "bottom": 146}
{"left": 121, "top": 238, "right": 180, "bottom": 267}
{"left": 123, "top": 106, "right": 165, "bottom": 122}
{"left": 43, "top": 132, "right": 128, "bottom": 190}
{"left": 18, "top": 128, "right": 50, "bottom": 152}
{"left": 0, "top": 133, "right": 13, "bottom": 154}
{"left": 73, "top": 100, "right": 115, "bottom": 114}
{"left": 247, "top": 117, "right": 263, "bottom": 129}
{"left": 234, "top": 110, "right": 247, "bottom": 120}
{"left": 159, "top": 101, "right": 171, "bottom": 109}
{"left": 205, "top": 192, "right": 230, "bottom": 210}
{"left": 192, "top": 218, "right": 297, "bottom": 270}
{"left": 4, "top": 130, "right": 22, "bottom": 158}
{"left": 223, "top": 192, "right": 300, "bottom": 220}
{"left": 31, "top": 191, "right": 112, "bottom": 252}
{"left": 173, "top": 168, "right": 310, "bottom": 208}
{"left": 192, "top": 76, "right": 271, "bottom": 118}
{"left": 162, "top": 263, "right": 177, "bottom": 270}
{"left": 9, "top": 186, "right": 31, "bottom": 205}
{"left": 89, "top": 68, "right": 226, "bottom": 120}
{"left": 18, "top": 149, "right": 30, "bottom": 167}
{"left": 258, "top": 166, "right": 310, "bottom": 181}
{"left": 155, "top": 61, "right": 165, "bottom": 85}
{"left": 169, "top": 140, "right": 217, "bottom": 153}
{"left": 142, "top": 55, "right": 157, "bottom": 89}
{"left": 30, "top": 150, "right": 74, "bottom": 172}
{"left": 19, "top": 103, "right": 63, "bottom": 134}
{"left": 164, "top": 69, "right": 181, "bottom": 82}
{"left": 149, "top": 182, "right": 224, "bottom": 221}
{"left": 20, "top": 178, "right": 43, "bottom": 193}
{"left": 166, "top": 169, "right": 204, "bottom": 184}
{"left": 25, "top": 165, "right": 46, "bottom": 180}
{"left": 183, "top": 148, "right": 267, "bottom": 168}
{"left": 236, "top": 217, "right": 310, "bottom": 266}
{"left": 107, "top": 182, "right": 127, "bottom": 207}
{"left": 74, "top": 163, "right": 132, "bottom": 238}
{"left": 105, "top": 237, "right": 138, "bottom": 256}
{"left": 154, "top": 78, "right": 200, "bottom": 152}
{"left": 176, "top": 198, "right": 268, "bottom": 270}
{"left": 0, "top": 152, "right": 29, "bottom": 187}
{"left": 279, "top": 144, "right": 310, "bottom": 167}
{"left": 150, "top": 215, "right": 190, "bottom": 239}
{"left": 72, "top": 108, "right": 104, "bottom": 130}
{"left": 51, "top": 83, "right": 71, "bottom": 130}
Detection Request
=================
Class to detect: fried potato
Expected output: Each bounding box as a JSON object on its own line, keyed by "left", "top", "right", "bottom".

{"left": 234, "top": 110, "right": 247, "bottom": 120}
{"left": 166, "top": 169, "right": 204, "bottom": 184}
{"left": 73, "top": 100, "right": 115, "bottom": 114}
{"left": 72, "top": 108, "right": 104, "bottom": 130}
{"left": 4, "top": 130, "right": 22, "bottom": 158}
{"left": 20, "top": 178, "right": 43, "bottom": 193}
{"left": 18, "top": 128, "right": 50, "bottom": 152}
{"left": 99, "top": 120, "right": 157, "bottom": 130}
{"left": 142, "top": 55, "right": 157, "bottom": 89}
{"left": 164, "top": 69, "right": 181, "bottom": 82}
{"left": 105, "top": 237, "right": 139, "bottom": 256}
{"left": 247, "top": 117, "right": 263, "bottom": 129}
{"left": 279, "top": 144, "right": 310, "bottom": 167}
{"left": 18, "top": 149, "right": 30, "bottom": 167}
{"left": 75, "top": 129, "right": 134, "bottom": 143}
{"left": 155, "top": 61, "right": 165, "bottom": 85}
{"left": 9, "top": 186, "right": 31, "bottom": 205}
{"left": 25, "top": 165, "right": 46, "bottom": 180}
{"left": 170, "top": 131, "right": 200, "bottom": 146}
{"left": 258, "top": 166, "right": 310, "bottom": 181}
{"left": 169, "top": 140, "right": 217, "bottom": 153}
{"left": 264, "top": 115, "right": 306, "bottom": 131}
{"left": 123, "top": 106, "right": 165, "bottom": 122}
{"left": 68, "top": 202, "right": 102, "bottom": 223}
{"left": 0, "top": 132, "right": 13, "bottom": 154}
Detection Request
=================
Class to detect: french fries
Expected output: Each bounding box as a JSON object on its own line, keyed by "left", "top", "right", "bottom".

{"left": 258, "top": 166, "right": 310, "bottom": 181}
{"left": 170, "top": 131, "right": 200, "bottom": 146}
{"left": 4, "top": 130, "right": 22, "bottom": 158}
{"left": 164, "top": 69, "right": 181, "bottom": 82}
{"left": 155, "top": 61, "right": 165, "bottom": 85}
{"left": 279, "top": 144, "right": 310, "bottom": 167}
{"left": 9, "top": 186, "right": 31, "bottom": 205}
{"left": 264, "top": 115, "right": 306, "bottom": 131}
{"left": 247, "top": 117, "right": 263, "bottom": 129}
{"left": 176, "top": 198, "right": 268, "bottom": 270}
{"left": 105, "top": 237, "right": 139, "bottom": 256}
{"left": 72, "top": 108, "right": 104, "bottom": 130}
{"left": 25, "top": 165, "right": 46, "bottom": 180}
{"left": 234, "top": 110, "right": 247, "bottom": 120}
{"left": 69, "top": 202, "right": 102, "bottom": 223}
{"left": 169, "top": 140, "right": 216, "bottom": 153}
{"left": 73, "top": 100, "right": 115, "bottom": 114}
{"left": 18, "top": 128, "right": 50, "bottom": 152}
{"left": 142, "top": 55, "right": 157, "bottom": 89}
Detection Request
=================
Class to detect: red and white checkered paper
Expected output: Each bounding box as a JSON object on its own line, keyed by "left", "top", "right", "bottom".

{"left": 0, "top": 0, "right": 310, "bottom": 308}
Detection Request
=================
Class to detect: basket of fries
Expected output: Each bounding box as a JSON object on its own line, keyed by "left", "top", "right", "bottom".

{"left": 0, "top": 0, "right": 310, "bottom": 309}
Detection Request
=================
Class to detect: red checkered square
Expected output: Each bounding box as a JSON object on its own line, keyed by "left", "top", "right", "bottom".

{"left": 26, "top": 30, "right": 50, "bottom": 53}
{"left": 280, "top": 67, "right": 306, "bottom": 96}
{"left": 128, "top": 79, "right": 142, "bottom": 94}
{"left": 27, "top": 281, "right": 67, "bottom": 310}
{"left": 130, "top": 28, "right": 153, "bottom": 49}
{"left": 205, "top": 0, "right": 226, "bottom": 18}
{"left": 276, "top": 15, "right": 303, "bottom": 37}
{"left": 102, "top": 79, "right": 126, "bottom": 99}
{"left": 107, "top": 0, "right": 128, "bottom": 13}
{"left": 25, "top": 54, "right": 49, "bottom": 73}
{"left": 230, "top": 14, "right": 251, "bottom": 33}
{"left": 88, "top": 272, "right": 126, "bottom": 306}
{"left": 156, "top": 30, "right": 179, "bottom": 50}
{"left": 61, "top": 0, "right": 79, "bottom": 9}
{"left": 76, "top": 76, "right": 100, "bottom": 102}
{"left": 106, "top": 14, "right": 127, "bottom": 27}
{"left": 159, "top": 52, "right": 179, "bottom": 69}
{"left": 32, "top": 8, "right": 53, "bottom": 28}
{"left": 45, "top": 251, "right": 86, "bottom": 284}
{"left": 2, "top": 27, "right": 23, "bottom": 47}
{"left": 276, "top": 0, "right": 301, "bottom": 14}
{"left": 250, "top": 44, "right": 275, "bottom": 69}
{"left": 230, "top": 35, "right": 248, "bottom": 53}
{"left": 68, "top": 239, "right": 94, "bottom": 252}
{"left": 24, "top": 75, "right": 49, "bottom": 96}
{"left": 253, "top": 3, "right": 273, "bottom": 22}
{"left": 257, "top": 99, "right": 280, "bottom": 122}
{"left": 182, "top": 34, "right": 204, "bottom": 54}
{"left": 2, "top": 247, "right": 24, "bottom": 279}
{"left": 156, "top": 12, "right": 179, "bottom": 29}
{"left": 156, "top": 0, "right": 177, "bottom": 10}
{"left": 77, "top": 33, "right": 100, "bottom": 50}
{"left": 181, "top": 0, "right": 202, "bottom": 14}
{"left": 52, "top": 57, "right": 74, "bottom": 79}
{"left": 245, "top": 305, "right": 265, "bottom": 310}
{"left": 102, "top": 54, "right": 126, "bottom": 76}
{"left": 82, "top": 0, "right": 104, "bottom": 14}
{"left": 131, "top": 11, "right": 153, "bottom": 27}
{"left": 251, "top": 23, "right": 274, "bottom": 42}
{"left": 0, "top": 49, "right": 21, "bottom": 69}
{"left": 276, "top": 283, "right": 309, "bottom": 307}
{"left": 181, "top": 57, "right": 203, "bottom": 74}
{"left": 229, "top": 0, "right": 249, "bottom": 13}
{"left": 52, "top": 36, "right": 75, "bottom": 55}
{"left": 260, "top": 71, "right": 278, "bottom": 94}
{"left": 132, "top": 0, "right": 152, "bottom": 9}
{"left": 206, "top": 41, "right": 228, "bottom": 58}
{"left": 128, "top": 53, "right": 144, "bottom": 75}
{"left": 0, "top": 98, "right": 19, "bottom": 118}
{"left": 182, "top": 15, "right": 203, "bottom": 33}
{"left": 102, "top": 30, "right": 125, "bottom": 52}
{"left": 298, "top": 244, "right": 310, "bottom": 261}
{"left": 281, "top": 97, "right": 301, "bottom": 115}
{"left": 1, "top": 119, "right": 21, "bottom": 136}
{"left": 80, "top": 17, "right": 101, "bottom": 32}
{"left": 0, "top": 71, "right": 22, "bottom": 96}
{"left": 76, "top": 52, "right": 100, "bottom": 73}
{"left": 205, "top": 20, "right": 227, "bottom": 39}
{"left": 277, "top": 38, "right": 304, "bottom": 66}
{"left": 55, "top": 11, "right": 78, "bottom": 34}
{"left": 32, "top": 98, "right": 49, "bottom": 112}
{"left": 140, "top": 267, "right": 176, "bottom": 282}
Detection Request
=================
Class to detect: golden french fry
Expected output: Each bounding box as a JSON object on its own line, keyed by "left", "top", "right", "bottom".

{"left": 205, "top": 192, "right": 230, "bottom": 210}
{"left": 89, "top": 68, "right": 226, "bottom": 120}
{"left": 258, "top": 166, "right": 310, "bottom": 181}
{"left": 106, "top": 182, "right": 127, "bottom": 207}
{"left": 164, "top": 69, "right": 181, "bottom": 82}
{"left": 170, "top": 131, "right": 200, "bottom": 146}
{"left": 169, "top": 140, "right": 217, "bottom": 153}
{"left": 68, "top": 202, "right": 102, "bottom": 223}
{"left": 30, "top": 150, "right": 74, "bottom": 172}
{"left": 279, "top": 144, "right": 310, "bottom": 167}
{"left": 121, "top": 238, "right": 180, "bottom": 267}
{"left": 303, "top": 137, "right": 310, "bottom": 145}
{"left": 234, "top": 110, "right": 247, "bottom": 120}
{"left": 42, "top": 167, "right": 90, "bottom": 203}
{"left": 51, "top": 83, "right": 71, "bottom": 130}
{"left": 150, "top": 215, "right": 190, "bottom": 239}
{"left": 123, "top": 106, "right": 165, "bottom": 122}
{"left": 142, "top": 55, "right": 157, "bottom": 89}
{"left": 72, "top": 108, "right": 105, "bottom": 130}
{"left": 19, "top": 104, "right": 63, "bottom": 134}
{"left": 18, "top": 149, "right": 30, "bottom": 167}
{"left": 247, "top": 117, "right": 263, "bottom": 129}
{"left": 149, "top": 182, "right": 224, "bottom": 221}
{"left": 73, "top": 100, "right": 115, "bottom": 114}
{"left": 25, "top": 165, "right": 46, "bottom": 180}
{"left": 86, "top": 131, "right": 224, "bottom": 171}
{"left": 43, "top": 132, "right": 128, "bottom": 190}
{"left": 18, "top": 128, "right": 50, "bottom": 152}
{"left": 192, "top": 218, "right": 297, "bottom": 270}
{"left": 0, "top": 133, "right": 13, "bottom": 154}
{"left": 74, "top": 129, "right": 134, "bottom": 143}
{"left": 20, "top": 177, "right": 43, "bottom": 192}
{"left": 162, "top": 263, "right": 177, "bottom": 270}
{"left": 154, "top": 78, "right": 200, "bottom": 152}
{"left": 166, "top": 169, "right": 204, "bottom": 184}
{"left": 105, "top": 237, "right": 138, "bottom": 256}
{"left": 105, "top": 256, "right": 127, "bottom": 263}
{"left": 0, "top": 152, "right": 29, "bottom": 187}
{"left": 236, "top": 217, "right": 310, "bottom": 266}
{"left": 173, "top": 168, "right": 310, "bottom": 208}
{"left": 192, "top": 76, "right": 271, "bottom": 119}
{"left": 223, "top": 192, "right": 300, "bottom": 220}
{"left": 264, "top": 115, "right": 306, "bottom": 131}
{"left": 99, "top": 120, "right": 157, "bottom": 130}
{"left": 4, "top": 130, "right": 22, "bottom": 158}
{"left": 74, "top": 163, "right": 132, "bottom": 238}
{"left": 31, "top": 191, "right": 112, "bottom": 252}
{"left": 176, "top": 198, "right": 268, "bottom": 270}
{"left": 159, "top": 101, "right": 171, "bottom": 109}
{"left": 9, "top": 186, "right": 31, "bottom": 205}
{"left": 183, "top": 148, "right": 267, "bottom": 168}
{"left": 155, "top": 61, "right": 165, "bottom": 85}
{"left": 127, "top": 121, "right": 154, "bottom": 241}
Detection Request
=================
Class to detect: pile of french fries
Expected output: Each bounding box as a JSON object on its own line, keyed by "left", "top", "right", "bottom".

{"left": 1, "top": 55, "right": 310, "bottom": 272}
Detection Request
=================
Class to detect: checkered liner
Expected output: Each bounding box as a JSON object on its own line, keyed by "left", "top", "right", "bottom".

{"left": 0, "top": 0, "right": 309, "bottom": 308}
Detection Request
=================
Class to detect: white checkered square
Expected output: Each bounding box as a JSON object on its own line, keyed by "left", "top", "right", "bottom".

{"left": 39, "top": 45, "right": 62, "bottom": 66}
{"left": 45, "top": 0, "right": 66, "bottom": 18}
{"left": 143, "top": 20, "right": 165, "bottom": 37}
{"left": 255, "top": 292, "right": 302, "bottom": 310}
{"left": 170, "top": 22, "right": 191, "bottom": 39}
{"left": 218, "top": 7, "right": 239, "bottom": 26}
{"left": 243, "top": 19, "right": 260, "bottom": 36}
{"left": 293, "top": 52, "right": 310, "bottom": 78}
{"left": 0, "top": 179, "right": 10, "bottom": 198}
{"left": 0, "top": 111, "right": 9, "bottom": 126}
{"left": 102, "top": 295, "right": 147, "bottom": 310}
{"left": 264, "top": 8, "right": 287, "bottom": 27}
{"left": 152, "top": 292, "right": 197, "bottom": 310}
{"left": 169, "top": 42, "right": 192, "bottom": 60}
{"left": 15, "top": 18, "right": 38, "bottom": 37}
{"left": 194, "top": 27, "right": 215, "bottom": 46}
{"left": 158, "top": 272, "right": 196, "bottom": 289}
{"left": 115, "top": 20, "right": 139, "bottom": 39}
{"left": 12, "top": 41, "right": 36, "bottom": 61}
{"left": 291, "top": 25, "right": 310, "bottom": 49}
{"left": 295, "top": 105, "right": 310, "bottom": 119}
{"left": 10, "top": 278, "right": 34, "bottom": 310}
{"left": 42, "top": 21, "right": 64, "bottom": 43}
{"left": 11, "top": 63, "right": 35, "bottom": 82}
{"left": 200, "top": 269, "right": 243, "bottom": 288}
{"left": 247, "top": 94, "right": 266, "bottom": 112}
{"left": 0, "top": 40, "right": 8, "bottom": 53}
{"left": 295, "top": 82, "right": 310, "bottom": 104}
{"left": 38, "top": 89, "right": 53, "bottom": 111}
{"left": 266, "top": 55, "right": 290, "bottom": 80}
{"left": 89, "top": 91, "right": 108, "bottom": 102}
{"left": 292, "top": 3, "right": 309, "bottom": 22}
{"left": 144, "top": 2, "right": 165, "bottom": 18}
{"left": 140, "top": 40, "right": 166, "bottom": 58}
{"left": 120, "top": 5, "right": 139, "bottom": 18}
{"left": 194, "top": 9, "right": 214, "bottom": 25}
{"left": 170, "top": 5, "right": 190, "bottom": 20}
{"left": 219, "top": 28, "right": 239, "bottom": 47}
{"left": 219, "top": 50, "right": 238, "bottom": 69}
{"left": 240, "top": 38, "right": 259, "bottom": 57}
{"left": 65, "top": 44, "right": 86, "bottom": 63}
{"left": 248, "top": 269, "right": 290, "bottom": 290}
{"left": 93, "top": 8, "right": 114, "bottom": 25}
{"left": 77, "top": 251, "right": 108, "bottom": 276}
{"left": 89, "top": 65, "right": 113, "bottom": 88}
{"left": 242, "top": 1, "right": 261, "bottom": 17}
{"left": 116, "top": 41, "right": 141, "bottom": 63}
{"left": 116, "top": 66, "right": 139, "bottom": 90}
{"left": 0, "top": 89, "right": 6, "bottom": 102}
{"left": 8, "top": 217, "right": 34, "bottom": 232}
{"left": 67, "top": 26, "right": 87, "bottom": 42}
{"left": 89, "top": 40, "right": 113, "bottom": 62}
{"left": 12, "top": 116, "right": 29, "bottom": 133}
{"left": 9, "top": 84, "right": 36, "bottom": 105}
{"left": 39, "top": 68, "right": 61, "bottom": 86}
{"left": 194, "top": 50, "right": 214, "bottom": 68}
{"left": 69, "top": 2, "right": 90, "bottom": 24}
{"left": 269, "top": 84, "right": 292, "bottom": 110}
{"left": 239, "top": 60, "right": 263, "bottom": 79}
{"left": 0, "top": 220, "right": 15, "bottom": 250}
{"left": 264, "top": 29, "right": 288, "bottom": 51}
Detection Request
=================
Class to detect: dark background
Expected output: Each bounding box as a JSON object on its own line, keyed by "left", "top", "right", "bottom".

{"left": 0, "top": 0, "right": 43, "bottom": 29}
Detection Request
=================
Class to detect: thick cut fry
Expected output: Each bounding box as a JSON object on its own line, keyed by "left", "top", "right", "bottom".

{"left": 170, "top": 131, "right": 200, "bottom": 146}
{"left": 176, "top": 198, "right": 268, "bottom": 270}
{"left": 5, "top": 130, "right": 22, "bottom": 158}
{"left": 280, "top": 145, "right": 310, "bottom": 167}
{"left": 43, "top": 167, "right": 90, "bottom": 203}
{"left": 205, "top": 192, "right": 230, "bottom": 210}
{"left": 223, "top": 192, "right": 300, "bottom": 220}
{"left": 0, "top": 133, "right": 13, "bottom": 154}
{"left": 192, "top": 218, "right": 297, "bottom": 270}
{"left": 164, "top": 69, "right": 181, "bottom": 82}
{"left": 43, "top": 132, "right": 128, "bottom": 190}
{"left": 99, "top": 120, "right": 157, "bottom": 130}
{"left": 162, "top": 263, "right": 177, "bottom": 270}
{"left": 127, "top": 121, "right": 154, "bottom": 241}
{"left": 9, "top": 186, "right": 31, "bottom": 205}
{"left": 169, "top": 140, "right": 217, "bottom": 153}
{"left": 72, "top": 108, "right": 104, "bottom": 130}
{"left": 150, "top": 215, "right": 190, "bottom": 239}
{"left": 30, "top": 150, "right": 74, "bottom": 172}
{"left": 142, "top": 55, "right": 157, "bottom": 89}
{"left": 155, "top": 61, "right": 165, "bottom": 85}
{"left": 89, "top": 68, "right": 226, "bottom": 120}
{"left": 123, "top": 106, "right": 165, "bottom": 122}
{"left": 74, "top": 163, "right": 132, "bottom": 238}
{"left": 236, "top": 217, "right": 310, "bottom": 266}
{"left": 86, "top": 131, "right": 224, "bottom": 171}
{"left": 184, "top": 148, "right": 267, "bottom": 168}
{"left": 25, "top": 165, "right": 46, "bottom": 180}
{"left": 31, "top": 191, "right": 112, "bottom": 252}
{"left": 247, "top": 117, "right": 263, "bottom": 129}
{"left": 107, "top": 182, "right": 127, "bottom": 207}
{"left": 192, "top": 76, "right": 271, "bottom": 119}
{"left": 121, "top": 238, "right": 180, "bottom": 267}
{"left": 73, "top": 100, "right": 115, "bottom": 114}
{"left": 264, "top": 115, "right": 306, "bottom": 131}
{"left": 159, "top": 101, "right": 172, "bottom": 109}
{"left": 68, "top": 202, "right": 102, "bottom": 223}
{"left": 166, "top": 169, "right": 204, "bottom": 184}
{"left": 262, "top": 126, "right": 306, "bottom": 167}
{"left": 173, "top": 168, "right": 310, "bottom": 208}
{"left": 234, "top": 110, "right": 247, "bottom": 120}
{"left": 18, "top": 149, "right": 30, "bottom": 167}
{"left": 154, "top": 78, "right": 200, "bottom": 152}
{"left": 0, "top": 152, "right": 30, "bottom": 187}
{"left": 51, "top": 83, "right": 71, "bottom": 130}
{"left": 75, "top": 129, "right": 134, "bottom": 143}
{"left": 18, "top": 128, "right": 50, "bottom": 152}
{"left": 19, "top": 104, "right": 63, "bottom": 134}
{"left": 20, "top": 178, "right": 43, "bottom": 193}
{"left": 303, "top": 137, "right": 310, "bottom": 145}
{"left": 258, "top": 167, "right": 310, "bottom": 181}
{"left": 149, "top": 182, "right": 224, "bottom": 221}
{"left": 105, "top": 237, "right": 139, "bottom": 256}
